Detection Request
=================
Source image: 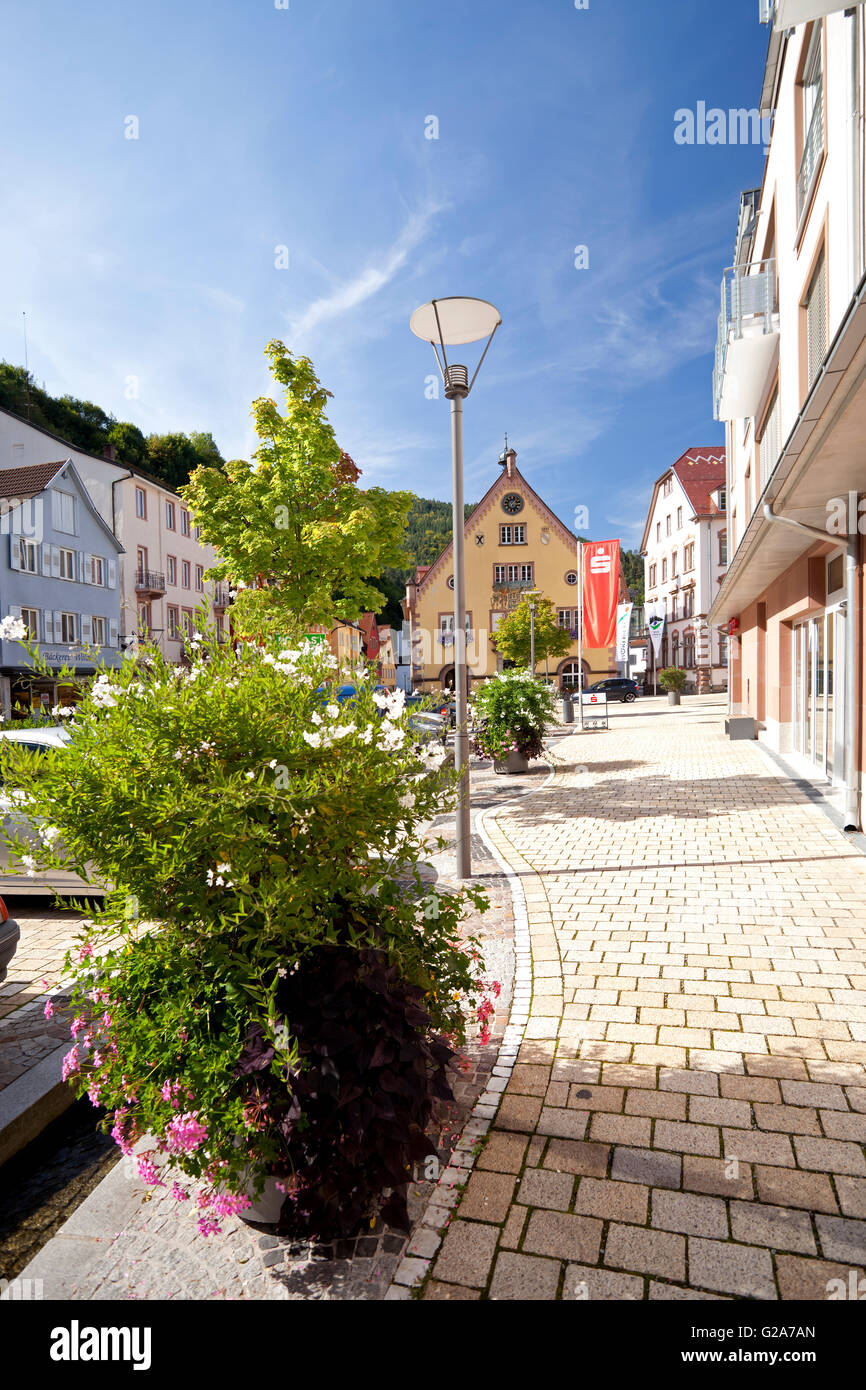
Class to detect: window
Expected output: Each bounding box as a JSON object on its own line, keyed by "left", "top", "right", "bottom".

{"left": 90, "top": 555, "right": 104, "bottom": 586}
{"left": 135, "top": 487, "right": 146, "bottom": 519}
{"left": 21, "top": 607, "right": 39, "bottom": 640}
{"left": 805, "top": 248, "right": 827, "bottom": 390}
{"left": 666, "top": 515, "right": 672, "bottom": 536}
{"left": 719, "top": 632, "right": 728, "bottom": 667}
{"left": 519, "top": 563, "right": 533, "bottom": 583}
{"left": 165, "top": 501, "right": 176, "bottom": 530}
{"left": 167, "top": 605, "right": 180, "bottom": 638}
{"left": 91, "top": 616, "right": 107, "bottom": 646}
{"left": 759, "top": 386, "right": 781, "bottom": 491}
{"left": 195, "top": 565, "right": 204, "bottom": 592}
{"left": 194, "top": 524, "right": 201, "bottom": 541}
{"left": 684, "top": 544, "right": 694, "bottom": 571}
{"left": 662, "top": 478, "right": 672, "bottom": 496}
{"left": 656, "top": 522, "right": 661, "bottom": 542}
{"left": 677, "top": 507, "right": 683, "bottom": 529}
{"left": 500, "top": 524, "right": 526, "bottom": 545}
{"left": 18, "top": 539, "right": 38, "bottom": 572}
{"left": 672, "top": 632, "right": 680, "bottom": 665}
{"left": 558, "top": 609, "right": 576, "bottom": 629}
{"left": 180, "top": 509, "right": 191, "bottom": 536}
{"left": 671, "top": 552, "right": 678, "bottom": 577}
{"left": 58, "top": 547, "right": 75, "bottom": 580}
{"left": 670, "top": 596, "right": 678, "bottom": 622}
{"left": 826, "top": 551, "right": 845, "bottom": 602}
{"left": 494, "top": 565, "right": 506, "bottom": 583}
{"left": 684, "top": 632, "right": 696, "bottom": 669}
{"left": 648, "top": 564, "right": 657, "bottom": 588}
{"left": 167, "top": 555, "right": 177, "bottom": 586}
{"left": 182, "top": 561, "right": 191, "bottom": 589}
{"left": 565, "top": 570, "right": 578, "bottom": 586}
{"left": 52, "top": 490, "right": 75, "bottom": 534}
{"left": 138, "top": 603, "right": 151, "bottom": 630}
{"left": 59, "top": 612, "right": 76, "bottom": 643}
{"left": 719, "top": 530, "right": 728, "bottom": 565}
{"left": 662, "top": 559, "right": 668, "bottom": 583}
{"left": 798, "top": 25, "right": 824, "bottom": 220}
{"left": 137, "top": 546, "right": 148, "bottom": 577}
{"left": 683, "top": 588, "right": 694, "bottom": 618}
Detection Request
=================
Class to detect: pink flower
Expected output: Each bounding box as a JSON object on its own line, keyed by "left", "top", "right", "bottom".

{"left": 78, "top": 943, "right": 93, "bottom": 961}
{"left": 70, "top": 1016, "right": 86, "bottom": 1038}
{"left": 479, "top": 1025, "right": 491, "bottom": 1046}
{"left": 197, "top": 1216, "right": 222, "bottom": 1237}
{"left": 136, "top": 1155, "right": 164, "bottom": 1187}
{"left": 165, "top": 1111, "right": 208, "bottom": 1155}
{"left": 492, "top": 980, "right": 501, "bottom": 998}
{"left": 170, "top": 1182, "right": 189, "bottom": 1202}
{"left": 61, "top": 1046, "right": 80, "bottom": 1080}
{"left": 43, "top": 998, "right": 54, "bottom": 1019}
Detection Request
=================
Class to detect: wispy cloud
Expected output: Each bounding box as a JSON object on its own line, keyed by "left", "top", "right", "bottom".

{"left": 288, "top": 202, "right": 445, "bottom": 343}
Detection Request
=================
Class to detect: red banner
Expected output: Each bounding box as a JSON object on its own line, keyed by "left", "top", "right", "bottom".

{"left": 582, "top": 540, "right": 620, "bottom": 649}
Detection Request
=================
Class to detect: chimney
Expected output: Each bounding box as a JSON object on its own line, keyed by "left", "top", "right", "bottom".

{"left": 103, "top": 443, "right": 117, "bottom": 462}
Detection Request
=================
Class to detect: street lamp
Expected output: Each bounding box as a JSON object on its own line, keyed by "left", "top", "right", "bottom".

{"left": 410, "top": 296, "right": 502, "bottom": 880}
{"left": 524, "top": 589, "right": 542, "bottom": 675}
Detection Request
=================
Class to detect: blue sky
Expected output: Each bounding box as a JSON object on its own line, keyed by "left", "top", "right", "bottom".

{"left": 0, "top": 0, "right": 769, "bottom": 546}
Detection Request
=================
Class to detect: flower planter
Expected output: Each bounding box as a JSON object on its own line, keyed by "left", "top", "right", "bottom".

{"left": 238, "top": 1172, "right": 286, "bottom": 1226}
{"left": 667, "top": 691, "right": 681, "bottom": 706}
{"left": 494, "top": 751, "right": 530, "bottom": 774}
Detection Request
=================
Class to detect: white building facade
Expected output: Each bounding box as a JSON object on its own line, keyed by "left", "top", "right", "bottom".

{"left": 0, "top": 407, "right": 226, "bottom": 658}
{"left": 641, "top": 447, "right": 729, "bottom": 692}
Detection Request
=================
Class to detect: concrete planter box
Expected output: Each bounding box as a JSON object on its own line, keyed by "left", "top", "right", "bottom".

{"left": 725, "top": 716, "right": 757, "bottom": 741}
{"left": 494, "top": 751, "right": 530, "bottom": 774}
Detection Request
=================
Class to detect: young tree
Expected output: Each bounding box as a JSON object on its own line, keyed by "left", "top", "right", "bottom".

{"left": 493, "top": 595, "right": 573, "bottom": 672}
{"left": 181, "top": 341, "right": 413, "bottom": 640}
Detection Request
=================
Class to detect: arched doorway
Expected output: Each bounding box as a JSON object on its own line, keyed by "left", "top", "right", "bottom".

{"left": 557, "top": 659, "right": 590, "bottom": 692}
{"left": 439, "top": 665, "right": 455, "bottom": 691}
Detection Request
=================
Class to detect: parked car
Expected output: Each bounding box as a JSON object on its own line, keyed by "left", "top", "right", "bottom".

{"left": 0, "top": 894, "right": 21, "bottom": 983}
{"left": 584, "top": 677, "right": 640, "bottom": 704}
{"left": 0, "top": 726, "right": 102, "bottom": 898}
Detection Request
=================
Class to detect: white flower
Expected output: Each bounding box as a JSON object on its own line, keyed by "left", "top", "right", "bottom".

{"left": 309, "top": 710, "right": 323, "bottom": 725}
{"left": 90, "top": 675, "right": 117, "bottom": 709}
{"left": 302, "top": 731, "right": 322, "bottom": 748}
{"left": 21, "top": 854, "right": 37, "bottom": 878}
{"left": 0, "top": 615, "right": 28, "bottom": 642}
{"left": 40, "top": 825, "right": 60, "bottom": 846}
{"left": 325, "top": 704, "right": 340, "bottom": 718}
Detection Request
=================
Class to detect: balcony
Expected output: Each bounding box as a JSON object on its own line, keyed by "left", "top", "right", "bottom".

{"left": 134, "top": 569, "right": 166, "bottom": 596}
{"left": 212, "top": 584, "right": 230, "bottom": 612}
{"left": 762, "top": 1, "right": 850, "bottom": 30}
{"left": 713, "top": 259, "right": 779, "bottom": 422}
{"left": 492, "top": 580, "right": 535, "bottom": 593}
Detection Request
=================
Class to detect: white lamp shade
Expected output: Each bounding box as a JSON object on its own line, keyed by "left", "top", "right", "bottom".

{"left": 410, "top": 297, "right": 501, "bottom": 346}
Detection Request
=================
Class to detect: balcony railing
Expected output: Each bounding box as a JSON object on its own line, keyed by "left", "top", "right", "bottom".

{"left": 759, "top": 0, "right": 775, "bottom": 22}
{"left": 713, "top": 258, "right": 779, "bottom": 421}
{"left": 797, "top": 96, "right": 824, "bottom": 220}
{"left": 492, "top": 579, "right": 534, "bottom": 592}
{"left": 212, "top": 584, "right": 230, "bottom": 611}
{"left": 135, "top": 569, "right": 166, "bottom": 594}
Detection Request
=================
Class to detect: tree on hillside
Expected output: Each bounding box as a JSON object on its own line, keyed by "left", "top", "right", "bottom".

{"left": 621, "top": 548, "right": 644, "bottom": 605}
{"left": 107, "top": 420, "right": 149, "bottom": 469}
{"left": 146, "top": 431, "right": 224, "bottom": 490}
{"left": 492, "top": 596, "right": 573, "bottom": 673}
{"left": 181, "top": 341, "right": 413, "bottom": 641}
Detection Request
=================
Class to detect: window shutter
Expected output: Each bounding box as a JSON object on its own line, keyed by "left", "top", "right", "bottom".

{"left": 79, "top": 551, "right": 88, "bottom": 583}
{"left": 41, "top": 544, "right": 51, "bottom": 575}
{"left": 54, "top": 610, "right": 63, "bottom": 642}
{"left": 9, "top": 535, "right": 20, "bottom": 570}
{"left": 109, "top": 618, "right": 118, "bottom": 648}
{"left": 43, "top": 609, "right": 54, "bottom": 642}
{"left": 8, "top": 604, "right": 21, "bottom": 621}
{"left": 81, "top": 614, "right": 93, "bottom": 644}
{"left": 806, "top": 252, "right": 827, "bottom": 390}
{"left": 108, "top": 558, "right": 117, "bottom": 589}
{"left": 51, "top": 546, "right": 61, "bottom": 579}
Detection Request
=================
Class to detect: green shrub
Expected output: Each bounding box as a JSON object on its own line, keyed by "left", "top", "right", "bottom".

{"left": 471, "top": 669, "right": 558, "bottom": 762}
{"left": 658, "top": 666, "right": 687, "bottom": 693}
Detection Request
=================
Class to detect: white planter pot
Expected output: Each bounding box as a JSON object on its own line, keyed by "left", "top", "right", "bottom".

{"left": 239, "top": 1173, "right": 285, "bottom": 1225}
{"left": 667, "top": 691, "right": 681, "bottom": 706}
{"left": 494, "top": 751, "right": 530, "bottom": 774}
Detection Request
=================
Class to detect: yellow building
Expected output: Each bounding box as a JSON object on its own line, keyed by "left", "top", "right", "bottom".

{"left": 377, "top": 626, "right": 397, "bottom": 689}
{"left": 403, "top": 447, "right": 624, "bottom": 693}
{"left": 307, "top": 622, "right": 363, "bottom": 666}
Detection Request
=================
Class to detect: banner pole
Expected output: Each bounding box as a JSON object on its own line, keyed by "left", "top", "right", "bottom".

{"left": 577, "top": 539, "right": 585, "bottom": 731}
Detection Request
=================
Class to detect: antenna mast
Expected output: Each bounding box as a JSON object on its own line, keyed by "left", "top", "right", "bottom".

{"left": 22, "top": 311, "right": 31, "bottom": 421}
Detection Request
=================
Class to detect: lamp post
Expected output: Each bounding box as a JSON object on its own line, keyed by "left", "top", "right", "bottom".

{"left": 410, "top": 297, "right": 502, "bottom": 880}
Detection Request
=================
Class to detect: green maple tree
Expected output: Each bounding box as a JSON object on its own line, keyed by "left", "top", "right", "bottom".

{"left": 181, "top": 342, "right": 413, "bottom": 641}
{"left": 493, "top": 595, "right": 573, "bottom": 673}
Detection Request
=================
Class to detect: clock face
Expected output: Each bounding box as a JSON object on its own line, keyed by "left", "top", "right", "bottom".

{"left": 502, "top": 493, "right": 524, "bottom": 516}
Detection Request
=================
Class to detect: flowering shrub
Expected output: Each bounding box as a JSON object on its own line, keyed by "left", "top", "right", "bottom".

{"left": 0, "top": 632, "right": 491, "bottom": 1236}
{"left": 658, "top": 666, "right": 687, "bottom": 693}
{"left": 471, "top": 669, "right": 558, "bottom": 763}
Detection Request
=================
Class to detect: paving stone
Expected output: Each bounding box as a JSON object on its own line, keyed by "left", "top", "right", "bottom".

{"left": 499, "top": 1204, "right": 528, "bottom": 1250}
{"left": 543, "top": 1139, "right": 610, "bottom": 1178}
{"left": 522, "top": 1210, "right": 602, "bottom": 1263}
{"left": 780, "top": 1079, "right": 848, "bottom": 1110}
{"left": 612, "top": 1146, "right": 682, "bottom": 1190}
{"left": 658, "top": 1068, "right": 719, "bottom": 1097}
{"left": 793, "top": 1136, "right": 866, "bottom": 1176}
{"left": 720, "top": 1074, "right": 781, "bottom": 1104}
{"left": 835, "top": 1176, "right": 866, "bottom": 1219}
{"left": 754, "top": 1165, "right": 838, "bottom": 1215}
{"left": 453, "top": 1169, "right": 513, "bottom": 1224}
{"left": 488, "top": 1251, "right": 561, "bottom": 1300}
{"left": 433, "top": 1220, "right": 499, "bottom": 1289}
{"left": 625, "top": 1088, "right": 686, "bottom": 1121}
{"left": 729, "top": 1200, "right": 816, "bottom": 1254}
{"left": 567, "top": 1083, "right": 624, "bottom": 1113}
{"left": 689, "top": 1096, "right": 752, "bottom": 1128}
{"left": 563, "top": 1264, "right": 644, "bottom": 1300}
{"left": 815, "top": 1214, "right": 866, "bottom": 1266}
{"left": 476, "top": 1131, "right": 529, "bottom": 1175}
{"left": 819, "top": 1109, "right": 866, "bottom": 1142}
{"left": 745, "top": 1055, "right": 808, "bottom": 1080}
{"left": 776, "top": 1254, "right": 866, "bottom": 1300}
{"left": 688, "top": 1237, "right": 777, "bottom": 1300}
{"left": 648, "top": 1282, "right": 728, "bottom": 1300}
{"left": 604, "top": 1223, "right": 686, "bottom": 1281}
{"left": 589, "top": 1112, "right": 652, "bottom": 1147}
{"left": 722, "top": 1127, "right": 795, "bottom": 1167}
{"left": 655, "top": 1120, "right": 720, "bottom": 1157}
{"left": 682, "top": 1154, "right": 754, "bottom": 1200}
{"left": 574, "top": 1176, "right": 648, "bottom": 1224}
{"left": 508, "top": 1064, "right": 552, "bottom": 1096}
{"left": 423, "top": 1280, "right": 481, "bottom": 1300}
{"left": 651, "top": 1190, "right": 728, "bottom": 1238}
{"left": 536, "top": 1106, "right": 589, "bottom": 1140}
{"left": 495, "top": 1094, "right": 543, "bottom": 1133}
{"left": 752, "top": 1102, "right": 821, "bottom": 1136}
{"left": 516, "top": 1167, "right": 574, "bottom": 1211}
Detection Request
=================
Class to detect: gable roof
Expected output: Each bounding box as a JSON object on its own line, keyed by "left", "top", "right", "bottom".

{"left": 0, "top": 460, "right": 67, "bottom": 498}
{"left": 639, "top": 446, "right": 726, "bottom": 553}
{"left": 416, "top": 452, "right": 578, "bottom": 594}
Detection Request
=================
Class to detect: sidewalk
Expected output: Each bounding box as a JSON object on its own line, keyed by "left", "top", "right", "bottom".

{"left": 423, "top": 695, "right": 866, "bottom": 1300}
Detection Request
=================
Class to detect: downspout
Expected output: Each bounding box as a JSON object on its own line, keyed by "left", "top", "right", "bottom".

{"left": 112, "top": 469, "right": 134, "bottom": 538}
{"left": 763, "top": 500, "right": 861, "bottom": 830}
{"left": 112, "top": 469, "right": 134, "bottom": 649}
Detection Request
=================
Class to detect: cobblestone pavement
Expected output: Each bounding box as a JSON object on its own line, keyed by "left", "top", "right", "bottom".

{"left": 12, "top": 758, "right": 545, "bottom": 1299}
{"left": 420, "top": 696, "right": 866, "bottom": 1301}
{"left": 0, "top": 898, "right": 90, "bottom": 1094}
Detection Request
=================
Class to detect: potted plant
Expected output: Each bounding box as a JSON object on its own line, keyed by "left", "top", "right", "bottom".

{"left": 658, "top": 666, "right": 687, "bottom": 705}
{"left": 471, "top": 669, "right": 558, "bottom": 773}
{"left": 1, "top": 631, "right": 495, "bottom": 1240}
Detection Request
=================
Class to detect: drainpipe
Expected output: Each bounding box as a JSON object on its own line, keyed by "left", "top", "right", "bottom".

{"left": 112, "top": 469, "right": 134, "bottom": 538}
{"left": 763, "top": 499, "right": 860, "bottom": 830}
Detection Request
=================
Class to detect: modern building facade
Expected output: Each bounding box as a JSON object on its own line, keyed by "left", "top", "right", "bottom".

{"left": 0, "top": 407, "right": 225, "bottom": 658}
{"left": 403, "top": 447, "right": 627, "bottom": 694}
{"left": 641, "top": 447, "right": 729, "bottom": 692}
{"left": 0, "top": 460, "right": 123, "bottom": 715}
{"left": 709, "top": 1, "right": 866, "bottom": 828}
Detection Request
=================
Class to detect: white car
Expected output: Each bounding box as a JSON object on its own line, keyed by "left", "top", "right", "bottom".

{"left": 0, "top": 726, "right": 101, "bottom": 898}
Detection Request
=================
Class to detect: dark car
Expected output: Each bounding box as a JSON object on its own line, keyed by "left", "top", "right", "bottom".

{"left": 585, "top": 677, "right": 639, "bottom": 704}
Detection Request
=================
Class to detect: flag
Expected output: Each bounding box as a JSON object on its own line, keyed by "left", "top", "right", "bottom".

{"left": 616, "top": 603, "right": 633, "bottom": 663}
{"left": 646, "top": 599, "right": 665, "bottom": 659}
{"left": 582, "top": 540, "right": 620, "bottom": 648}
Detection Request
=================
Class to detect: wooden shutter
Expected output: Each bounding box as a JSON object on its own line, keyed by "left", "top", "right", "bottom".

{"left": 109, "top": 618, "right": 118, "bottom": 647}
{"left": 108, "top": 558, "right": 117, "bottom": 589}
{"left": 43, "top": 609, "right": 54, "bottom": 642}
{"left": 81, "top": 614, "right": 93, "bottom": 644}
{"left": 806, "top": 251, "right": 827, "bottom": 390}
{"left": 51, "top": 546, "right": 61, "bottom": 578}
{"left": 9, "top": 535, "right": 20, "bottom": 570}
